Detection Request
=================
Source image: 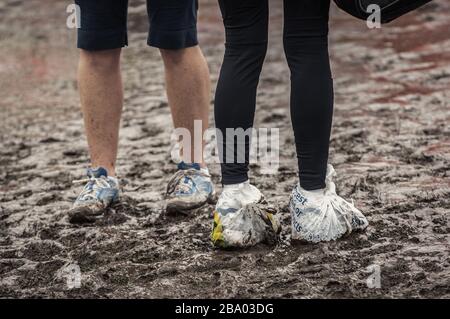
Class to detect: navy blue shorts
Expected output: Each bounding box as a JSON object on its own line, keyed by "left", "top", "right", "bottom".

{"left": 75, "top": 0, "right": 199, "bottom": 51}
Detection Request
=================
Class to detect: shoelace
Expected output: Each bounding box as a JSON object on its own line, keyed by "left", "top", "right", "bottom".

{"left": 73, "top": 176, "right": 113, "bottom": 201}
{"left": 166, "top": 169, "right": 210, "bottom": 196}
{"left": 176, "top": 177, "right": 194, "bottom": 194}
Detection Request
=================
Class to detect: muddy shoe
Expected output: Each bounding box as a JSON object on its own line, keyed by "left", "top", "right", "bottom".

{"left": 212, "top": 182, "right": 281, "bottom": 248}
{"left": 290, "top": 165, "right": 369, "bottom": 243}
{"left": 166, "top": 162, "right": 216, "bottom": 213}
{"left": 68, "top": 167, "right": 119, "bottom": 223}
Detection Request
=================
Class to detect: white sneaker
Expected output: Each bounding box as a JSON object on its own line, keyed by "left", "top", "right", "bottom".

{"left": 289, "top": 165, "right": 369, "bottom": 243}
{"left": 211, "top": 182, "right": 281, "bottom": 248}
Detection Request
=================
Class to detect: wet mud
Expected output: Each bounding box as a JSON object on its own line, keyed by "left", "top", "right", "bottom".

{"left": 0, "top": 0, "right": 449, "bottom": 298}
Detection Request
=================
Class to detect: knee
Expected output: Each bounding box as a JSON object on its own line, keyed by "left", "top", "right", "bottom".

{"left": 79, "top": 49, "right": 121, "bottom": 72}
{"left": 160, "top": 46, "right": 199, "bottom": 66}
{"left": 250, "top": 42, "right": 268, "bottom": 61}
{"left": 283, "top": 35, "right": 329, "bottom": 68}
{"left": 226, "top": 41, "right": 268, "bottom": 66}
{"left": 283, "top": 26, "right": 329, "bottom": 58}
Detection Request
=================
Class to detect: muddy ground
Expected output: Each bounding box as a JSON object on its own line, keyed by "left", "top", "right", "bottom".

{"left": 0, "top": 0, "right": 449, "bottom": 298}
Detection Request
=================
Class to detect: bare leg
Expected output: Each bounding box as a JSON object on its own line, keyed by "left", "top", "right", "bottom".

{"left": 160, "top": 46, "right": 210, "bottom": 167}
{"left": 78, "top": 49, "right": 123, "bottom": 176}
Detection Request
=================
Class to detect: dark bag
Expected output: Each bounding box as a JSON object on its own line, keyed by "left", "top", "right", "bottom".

{"left": 334, "top": 0, "right": 434, "bottom": 24}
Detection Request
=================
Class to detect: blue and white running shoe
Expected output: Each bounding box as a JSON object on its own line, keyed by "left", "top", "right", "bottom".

{"left": 289, "top": 164, "right": 369, "bottom": 243}
{"left": 68, "top": 167, "right": 119, "bottom": 223}
{"left": 166, "top": 162, "right": 216, "bottom": 213}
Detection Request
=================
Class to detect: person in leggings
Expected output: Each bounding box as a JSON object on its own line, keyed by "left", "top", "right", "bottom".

{"left": 211, "top": 0, "right": 369, "bottom": 248}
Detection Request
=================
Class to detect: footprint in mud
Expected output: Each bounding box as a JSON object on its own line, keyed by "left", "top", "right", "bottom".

{"left": 39, "top": 137, "right": 62, "bottom": 144}
{"left": 36, "top": 193, "right": 62, "bottom": 206}
{"left": 262, "top": 111, "right": 287, "bottom": 123}
{"left": 63, "top": 148, "right": 86, "bottom": 158}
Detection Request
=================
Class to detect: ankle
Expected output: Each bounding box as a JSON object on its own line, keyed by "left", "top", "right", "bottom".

{"left": 91, "top": 165, "right": 116, "bottom": 177}
{"left": 223, "top": 180, "right": 250, "bottom": 191}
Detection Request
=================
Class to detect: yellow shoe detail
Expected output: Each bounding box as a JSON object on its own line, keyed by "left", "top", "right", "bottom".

{"left": 267, "top": 212, "right": 281, "bottom": 235}
{"left": 211, "top": 211, "right": 226, "bottom": 247}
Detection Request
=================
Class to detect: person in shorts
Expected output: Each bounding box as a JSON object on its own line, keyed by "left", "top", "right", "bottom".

{"left": 69, "top": 0, "right": 215, "bottom": 222}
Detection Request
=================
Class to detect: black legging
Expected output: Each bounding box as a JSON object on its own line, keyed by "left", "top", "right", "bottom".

{"left": 215, "top": 0, "right": 333, "bottom": 190}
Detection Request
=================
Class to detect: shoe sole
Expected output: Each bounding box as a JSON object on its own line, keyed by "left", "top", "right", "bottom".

{"left": 68, "top": 199, "right": 119, "bottom": 224}
{"left": 166, "top": 192, "right": 217, "bottom": 214}
{"left": 68, "top": 206, "right": 104, "bottom": 224}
